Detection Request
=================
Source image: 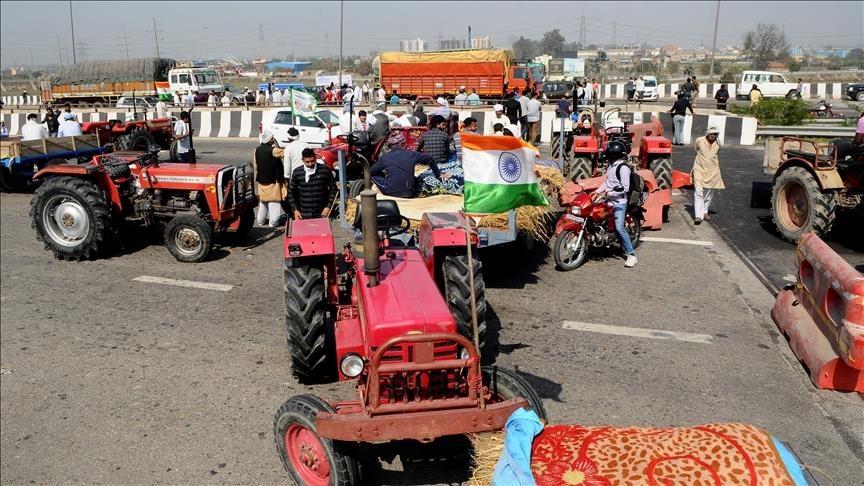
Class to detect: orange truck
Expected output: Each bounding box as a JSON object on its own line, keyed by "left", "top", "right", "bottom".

{"left": 42, "top": 57, "right": 175, "bottom": 107}
{"left": 377, "top": 49, "right": 538, "bottom": 99}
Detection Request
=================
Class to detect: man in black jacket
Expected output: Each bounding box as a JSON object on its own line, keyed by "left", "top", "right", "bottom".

{"left": 503, "top": 91, "right": 521, "bottom": 126}
{"left": 289, "top": 148, "right": 337, "bottom": 219}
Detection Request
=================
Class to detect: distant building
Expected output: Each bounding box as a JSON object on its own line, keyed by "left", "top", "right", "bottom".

{"left": 400, "top": 38, "right": 427, "bottom": 52}
{"left": 440, "top": 38, "right": 466, "bottom": 50}
{"left": 265, "top": 61, "right": 311, "bottom": 72}
{"left": 470, "top": 36, "right": 492, "bottom": 49}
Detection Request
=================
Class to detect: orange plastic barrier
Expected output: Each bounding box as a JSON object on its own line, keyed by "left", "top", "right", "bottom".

{"left": 771, "top": 233, "right": 864, "bottom": 392}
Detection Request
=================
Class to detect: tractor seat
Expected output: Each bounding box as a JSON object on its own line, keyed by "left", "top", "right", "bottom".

{"left": 784, "top": 149, "right": 832, "bottom": 163}
{"left": 352, "top": 199, "right": 404, "bottom": 230}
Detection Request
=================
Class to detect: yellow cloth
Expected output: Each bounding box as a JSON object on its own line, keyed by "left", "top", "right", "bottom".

{"left": 692, "top": 136, "right": 725, "bottom": 189}
{"left": 258, "top": 182, "right": 286, "bottom": 202}
{"left": 750, "top": 89, "right": 762, "bottom": 106}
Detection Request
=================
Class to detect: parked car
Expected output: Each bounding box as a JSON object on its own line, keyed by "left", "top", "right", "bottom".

{"left": 260, "top": 108, "right": 343, "bottom": 147}
{"left": 735, "top": 71, "right": 798, "bottom": 100}
{"left": 543, "top": 81, "right": 576, "bottom": 100}
{"left": 116, "top": 96, "right": 161, "bottom": 109}
{"left": 641, "top": 76, "right": 659, "bottom": 101}
{"left": 845, "top": 83, "right": 864, "bottom": 102}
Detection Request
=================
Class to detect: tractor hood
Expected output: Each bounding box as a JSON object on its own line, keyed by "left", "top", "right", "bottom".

{"left": 356, "top": 249, "right": 456, "bottom": 347}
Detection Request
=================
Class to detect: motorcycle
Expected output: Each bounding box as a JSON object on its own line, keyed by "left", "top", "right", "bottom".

{"left": 553, "top": 182, "right": 643, "bottom": 271}
{"left": 810, "top": 100, "right": 838, "bottom": 118}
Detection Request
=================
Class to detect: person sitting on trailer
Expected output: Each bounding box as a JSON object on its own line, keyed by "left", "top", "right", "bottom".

{"left": 370, "top": 132, "right": 441, "bottom": 198}
{"left": 416, "top": 115, "right": 452, "bottom": 166}
{"left": 57, "top": 113, "right": 83, "bottom": 137}
{"left": 21, "top": 113, "right": 49, "bottom": 141}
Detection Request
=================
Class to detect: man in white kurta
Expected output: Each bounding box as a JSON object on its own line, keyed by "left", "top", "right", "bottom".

{"left": 691, "top": 126, "right": 724, "bottom": 224}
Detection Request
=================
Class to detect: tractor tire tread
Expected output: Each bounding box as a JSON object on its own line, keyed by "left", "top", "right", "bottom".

{"left": 442, "top": 254, "right": 487, "bottom": 349}
{"left": 771, "top": 166, "right": 836, "bottom": 243}
{"left": 651, "top": 157, "right": 672, "bottom": 190}
{"left": 482, "top": 366, "right": 548, "bottom": 421}
{"left": 284, "top": 263, "right": 334, "bottom": 383}
{"left": 565, "top": 156, "right": 593, "bottom": 182}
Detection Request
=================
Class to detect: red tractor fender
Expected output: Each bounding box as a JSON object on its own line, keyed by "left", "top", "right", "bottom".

{"left": 638, "top": 135, "right": 672, "bottom": 158}
{"left": 284, "top": 218, "right": 336, "bottom": 259}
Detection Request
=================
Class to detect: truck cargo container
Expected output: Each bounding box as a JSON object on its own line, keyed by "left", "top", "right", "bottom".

{"left": 42, "top": 57, "right": 176, "bottom": 106}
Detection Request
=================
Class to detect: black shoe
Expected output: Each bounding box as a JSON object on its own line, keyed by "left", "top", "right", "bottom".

{"left": 694, "top": 218, "right": 702, "bottom": 225}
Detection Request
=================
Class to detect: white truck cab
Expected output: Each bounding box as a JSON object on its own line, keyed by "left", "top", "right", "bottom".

{"left": 736, "top": 71, "right": 798, "bottom": 100}
{"left": 168, "top": 66, "right": 225, "bottom": 95}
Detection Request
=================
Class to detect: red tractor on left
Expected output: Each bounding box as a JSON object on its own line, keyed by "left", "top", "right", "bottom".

{"left": 81, "top": 116, "right": 175, "bottom": 153}
{"left": 30, "top": 149, "right": 257, "bottom": 262}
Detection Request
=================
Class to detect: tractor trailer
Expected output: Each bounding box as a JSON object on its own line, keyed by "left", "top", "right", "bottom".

{"left": 375, "top": 49, "right": 538, "bottom": 99}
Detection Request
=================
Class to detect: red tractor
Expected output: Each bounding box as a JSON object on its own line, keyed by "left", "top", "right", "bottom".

{"left": 274, "top": 168, "right": 546, "bottom": 484}
{"left": 80, "top": 116, "right": 175, "bottom": 154}
{"left": 564, "top": 108, "right": 673, "bottom": 190}
{"left": 30, "top": 150, "right": 257, "bottom": 262}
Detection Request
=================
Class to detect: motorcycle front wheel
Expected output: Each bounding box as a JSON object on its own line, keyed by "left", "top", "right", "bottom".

{"left": 553, "top": 230, "right": 588, "bottom": 271}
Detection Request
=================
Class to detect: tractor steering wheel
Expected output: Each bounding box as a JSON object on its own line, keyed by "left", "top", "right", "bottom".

{"left": 382, "top": 216, "right": 412, "bottom": 238}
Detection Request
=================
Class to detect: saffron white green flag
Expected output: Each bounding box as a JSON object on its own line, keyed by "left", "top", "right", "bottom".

{"left": 290, "top": 88, "right": 317, "bottom": 118}
{"left": 462, "top": 133, "right": 548, "bottom": 214}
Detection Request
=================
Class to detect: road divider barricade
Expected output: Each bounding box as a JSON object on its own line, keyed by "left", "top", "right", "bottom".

{"left": 771, "top": 232, "right": 864, "bottom": 392}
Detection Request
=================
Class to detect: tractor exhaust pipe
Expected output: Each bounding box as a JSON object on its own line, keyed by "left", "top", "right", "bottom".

{"left": 360, "top": 189, "right": 380, "bottom": 287}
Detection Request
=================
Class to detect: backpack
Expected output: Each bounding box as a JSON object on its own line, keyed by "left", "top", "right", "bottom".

{"left": 615, "top": 162, "right": 647, "bottom": 207}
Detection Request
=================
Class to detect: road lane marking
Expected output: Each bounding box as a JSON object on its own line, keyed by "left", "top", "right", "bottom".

{"left": 562, "top": 321, "right": 714, "bottom": 344}
{"left": 132, "top": 275, "right": 233, "bottom": 292}
{"left": 641, "top": 236, "right": 714, "bottom": 246}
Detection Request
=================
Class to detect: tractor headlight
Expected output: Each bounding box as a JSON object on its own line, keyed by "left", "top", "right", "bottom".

{"left": 459, "top": 347, "right": 471, "bottom": 360}
{"left": 340, "top": 354, "right": 365, "bottom": 378}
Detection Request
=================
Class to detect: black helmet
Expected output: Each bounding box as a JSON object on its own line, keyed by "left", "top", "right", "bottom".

{"left": 605, "top": 140, "right": 628, "bottom": 160}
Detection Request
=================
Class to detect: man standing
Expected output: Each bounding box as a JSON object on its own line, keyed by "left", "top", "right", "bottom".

{"left": 796, "top": 78, "right": 804, "bottom": 99}
{"left": 254, "top": 131, "right": 285, "bottom": 227}
{"left": 361, "top": 81, "right": 370, "bottom": 103}
{"left": 57, "top": 113, "right": 83, "bottom": 137}
{"left": 289, "top": 148, "right": 336, "bottom": 220}
{"left": 635, "top": 76, "right": 645, "bottom": 101}
{"left": 691, "top": 76, "right": 699, "bottom": 100}
{"left": 486, "top": 104, "right": 511, "bottom": 135}
{"left": 626, "top": 77, "right": 636, "bottom": 101}
{"left": 207, "top": 90, "right": 218, "bottom": 107}
{"left": 156, "top": 98, "right": 169, "bottom": 118}
{"left": 714, "top": 84, "right": 729, "bottom": 110}
{"left": 377, "top": 86, "right": 386, "bottom": 102}
{"left": 669, "top": 92, "right": 694, "bottom": 146}
{"left": 518, "top": 89, "right": 531, "bottom": 140}
{"left": 584, "top": 81, "right": 593, "bottom": 105}
{"left": 592, "top": 140, "right": 638, "bottom": 267}
{"left": 41, "top": 109, "right": 59, "bottom": 137}
{"left": 503, "top": 92, "right": 522, "bottom": 128}
{"left": 281, "top": 127, "right": 310, "bottom": 180}
{"left": 173, "top": 111, "right": 193, "bottom": 163}
{"left": 21, "top": 113, "right": 48, "bottom": 141}
{"left": 526, "top": 92, "right": 542, "bottom": 144}
{"left": 749, "top": 84, "right": 763, "bottom": 107}
{"left": 416, "top": 115, "right": 452, "bottom": 166}
{"left": 691, "top": 126, "right": 724, "bottom": 225}
{"left": 220, "top": 92, "right": 232, "bottom": 107}
{"left": 466, "top": 88, "right": 481, "bottom": 106}
{"left": 183, "top": 91, "right": 196, "bottom": 109}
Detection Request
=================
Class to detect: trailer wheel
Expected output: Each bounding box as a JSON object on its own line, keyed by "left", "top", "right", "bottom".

{"left": 274, "top": 395, "right": 360, "bottom": 486}
{"left": 284, "top": 263, "right": 334, "bottom": 383}
{"left": 164, "top": 215, "right": 213, "bottom": 262}
{"left": 482, "top": 366, "right": 548, "bottom": 421}
{"left": 442, "top": 254, "right": 487, "bottom": 350}
{"left": 771, "top": 166, "right": 836, "bottom": 242}
{"left": 117, "top": 127, "right": 158, "bottom": 152}
{"left": 0, "top": 167, "right": 30, "bottom": 192}
{"left": 564, "top": 156, "right": 593, "bottom": 182}
{"left": 30, "top": 176, "right": 111, "bottom": 260}
{"left": 650, "top": 156, "right": 672, "bottom": 189}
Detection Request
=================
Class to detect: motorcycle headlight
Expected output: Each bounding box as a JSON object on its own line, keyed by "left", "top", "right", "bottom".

{"left": 340, "top": 354, "right": 365, "bottom": 378}
{"left": 570, "top": 206, "right": 581, "bottom": 216}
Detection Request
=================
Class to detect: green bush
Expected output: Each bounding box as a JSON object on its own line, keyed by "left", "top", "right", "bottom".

{"left": 727, "top": 98, "right": 812, "bottom": 126}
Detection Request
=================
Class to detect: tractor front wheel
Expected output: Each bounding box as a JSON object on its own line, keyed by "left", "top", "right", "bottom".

{"left": 442, "top": 254, "right": 487, "bottom": 350}
{"left": 164, "top": 215, "right": 213, "bottom": 262}
{"left": 30, "top": 176, "right": 111, "bottom": 260}
{"left": 482, "top": 366, "right": 548, "bottom": 421}
{"left": 771, "top": 166, "right": 836, "bottom": 242}
{"left": 274, "top": 395, "right": 360, "bottom": 486}
{"left": 284, "top": 263, "right": 334, "bottom": 383}
{"left": 564, "top": 156, "right": 593, "bottom": 182}
{"left": 650, "top": 156, "right": 672, "bottom": 189}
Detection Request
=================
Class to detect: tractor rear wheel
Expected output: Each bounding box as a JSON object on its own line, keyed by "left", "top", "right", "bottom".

{"left": 650, "top": 156, "right": 672, "bottom": 189}
{"left": 564, "top": 156, "right": 592, "bottom": 182}
{"left": 274, "top": 394, "right": 360, "bottom": 486}
{"left": 482, "top": 366, "right": 548, "bottom": 421}
{"left": 771, "top": 166, "right": 837, "bottom": 242}
{"left": 30, "top": 176, "right": 111, "bottom": 260}
{"left": 284, "top": 263, "right": 334, "bottom": 383}
{"left": 348, "top": 179, "right": 365, "bottom": 199}
{"left": 0, "top": 167, "right": 30, "bottom": 192}
{"left": 550, "top": 132, "right": 571, "bottom": 163}
{"left": 164, "top": 215, "right": 213, "bottom": 262}
{"left": 168, "top": 140, "right": 179, "bottom": 162}
{"left": 117, "top": 127, "right": 158, "bottom": 152}
{"left": 442, "top": 254, "right": 487, "bottom": 350}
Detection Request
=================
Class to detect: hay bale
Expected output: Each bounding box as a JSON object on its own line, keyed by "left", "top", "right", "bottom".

{"left": 469, "top": 431, "right": 506, "bottom": 485}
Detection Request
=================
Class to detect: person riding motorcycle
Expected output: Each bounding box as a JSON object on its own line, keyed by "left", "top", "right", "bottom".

{"left": 592, "top": 140, "right": 638, "bottom": 268}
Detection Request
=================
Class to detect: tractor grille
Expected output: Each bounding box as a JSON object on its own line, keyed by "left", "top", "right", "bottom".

{"left": 372, "top": 341, "right": 465, "bottom": 404}
{"left": 375, "top": 341, "right": 458, "bottom": 363}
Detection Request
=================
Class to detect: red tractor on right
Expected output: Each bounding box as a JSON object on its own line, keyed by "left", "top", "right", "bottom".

{"left": 273, "top": 161, "right": 546, "bottom": 484}
{"left": 564, "top": 108, "right": 673, "bottom": 190}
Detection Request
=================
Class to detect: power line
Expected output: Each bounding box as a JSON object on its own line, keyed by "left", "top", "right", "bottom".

{"left": 147, "top": 17, "right": 163, "bottom": 57}
{"left": 68, "top": 0, "right": 77, "bottom": 63}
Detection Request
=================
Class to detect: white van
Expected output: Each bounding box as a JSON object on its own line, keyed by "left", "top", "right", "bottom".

{"left": 168, "top": 67, "right": 225, "bottom": 96}
{"left": 260, "top": 108, "right": 343, "bottom": 147}
{"left": 736, "top": 71, "right": 798, "bottom": 100}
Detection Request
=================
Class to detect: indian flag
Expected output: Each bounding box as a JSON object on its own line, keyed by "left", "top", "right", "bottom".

{"left": 462, "top": 133, "right": 548, "bottom": 214}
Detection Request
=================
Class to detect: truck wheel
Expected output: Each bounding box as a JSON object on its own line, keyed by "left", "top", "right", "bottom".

{"left": 553, "top": 230, "right": 588, "bottom": 271}
{"left": 771, "top": 166, "right": 836, "bottom": 242}
{"left": 786, "top": 90, "right": 798, "bottom": 99}
{"left": 168, "top": 140, "right": 179, "bottom": 162}
{"left": 550, "top": 133, "right": 571, "bottom": 163}
{"left": 117, "top": 127, "right": 158, "bottom": 152}
{"left": 0, "top": 167, "right": 30, "bottom": 192}
{"left": 857, "top": 91, "right": 864, "bottom": 102}
{"left": 482, "top": 366, "right": 548, "bottom": 421}
{"left": 442, "top": 254, "right": 487, "bottom": 350}
{"left": 650, "top": 156, "right": 672, "bottom": 189}
{"left": 30, "top": 176, "right": 111, "bottom": 261}
{"left": 284, "top": 263, "right": 334, "bottom": 383}
{"left": 274, "top": 395, "right": 360, "bottom": 486}
{"left": 164, "top": 215, "right": 213, "bottom": 262}
{"left": 564, "top": 156, "right": 592, "bottom": 182}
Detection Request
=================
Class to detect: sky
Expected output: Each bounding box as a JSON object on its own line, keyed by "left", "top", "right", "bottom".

{"left": 1, "top": 0, "right": 862, "bottom": 67}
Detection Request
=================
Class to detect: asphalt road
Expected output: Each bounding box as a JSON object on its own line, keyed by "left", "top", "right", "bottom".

{"left": 1, "top": 139, "right": 862, "bottom": 484}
